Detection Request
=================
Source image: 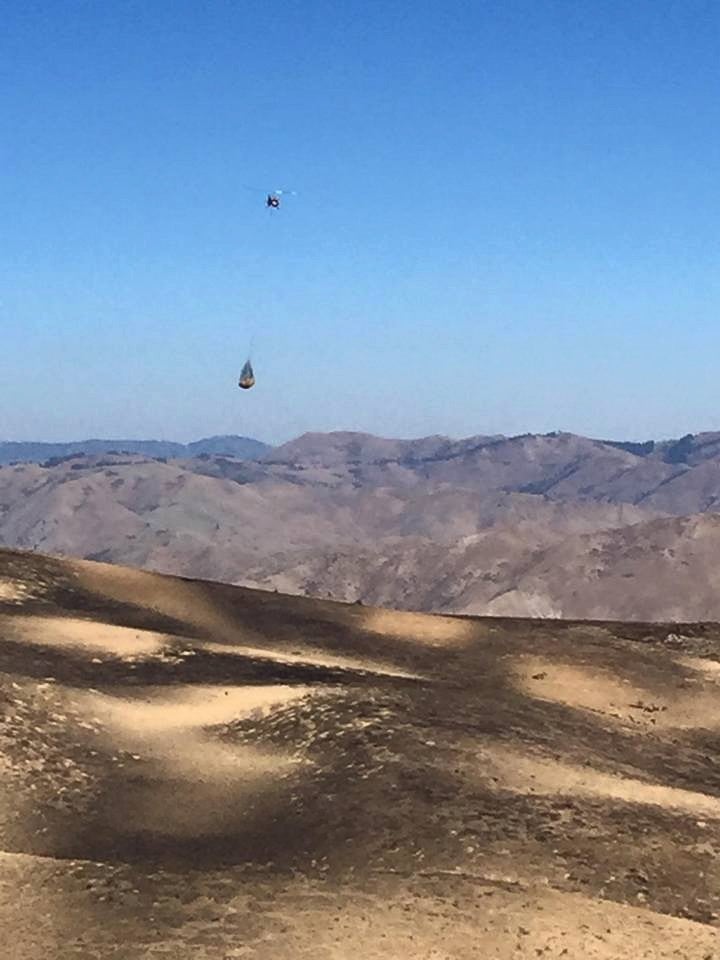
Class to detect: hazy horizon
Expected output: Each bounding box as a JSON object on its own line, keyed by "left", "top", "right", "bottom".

{"left": 1, "top": 423, "right": 714, "bottom": 449}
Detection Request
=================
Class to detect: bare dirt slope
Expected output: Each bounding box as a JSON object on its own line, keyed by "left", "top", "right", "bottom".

{"left": 1, "top": 547, "right": 719, "bottom": 958}
{"left": 236, "top": 512, "right": 720, "bottom": 621}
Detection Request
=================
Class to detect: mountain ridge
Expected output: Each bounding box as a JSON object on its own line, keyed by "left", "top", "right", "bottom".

{"left": 0, "top": 434, "right": 270, "bottom": 465}
{"left": 3, "top": 427, "right": 720, "bottom": 620}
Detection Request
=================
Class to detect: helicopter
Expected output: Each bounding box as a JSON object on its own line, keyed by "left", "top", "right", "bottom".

{"left": 235, "top": 184, "right": 297, "bottom": 393}
{"left": 243, "top": 185, "right": 296, "bottom": 210}
{"left": 265, "top": 188, "right": 296, "bottom": 209}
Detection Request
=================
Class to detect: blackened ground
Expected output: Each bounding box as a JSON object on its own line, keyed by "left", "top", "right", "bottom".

{"left": 0, "top": 547, "right": 719, "bottom": 958}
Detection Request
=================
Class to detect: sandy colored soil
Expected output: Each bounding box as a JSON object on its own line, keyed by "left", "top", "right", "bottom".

{"left": 0, "top": 547, "right": 719, "bottom": 958}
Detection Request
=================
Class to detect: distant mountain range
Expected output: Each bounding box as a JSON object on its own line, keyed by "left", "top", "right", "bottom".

{"left": 0, "top": 435, "right": 270, "bottom": 465}
{"left": 3, "top": 428, "right": 720, "bottom": 620}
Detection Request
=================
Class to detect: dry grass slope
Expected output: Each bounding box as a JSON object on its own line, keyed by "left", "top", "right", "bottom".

{"left": 6, "top": 430, "right": 720, "bottom": 619}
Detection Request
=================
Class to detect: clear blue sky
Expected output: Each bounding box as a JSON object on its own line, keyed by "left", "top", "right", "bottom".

{"left": 2, "top": 0, "right": 719, "bottom": 444}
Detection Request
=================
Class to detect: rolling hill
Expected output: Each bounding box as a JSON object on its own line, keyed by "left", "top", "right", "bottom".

{"left": 2, "top": 429, "right": 720, "bottom": 619}
{"left": 1, "top": 547, "right": 719, "bottom": 958}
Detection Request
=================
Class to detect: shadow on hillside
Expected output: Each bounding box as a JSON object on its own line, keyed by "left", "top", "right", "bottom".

{"left": 2, "top": 548, "right": 720, "bottom": 926}
{"left": 33, "top": 650, "right": 720, "bottom": 925}
{"left": 0, "top": 635, "right": 428, "bottom": 690}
